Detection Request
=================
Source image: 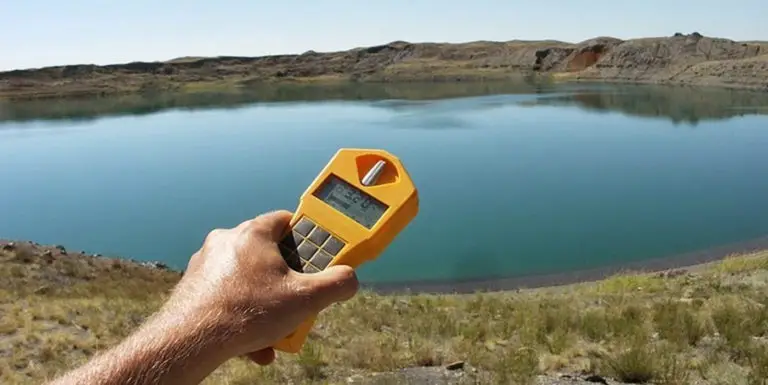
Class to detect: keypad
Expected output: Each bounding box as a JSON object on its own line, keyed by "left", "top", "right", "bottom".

{"left": 278, "top": 217, "right": 346, "bottom": 274}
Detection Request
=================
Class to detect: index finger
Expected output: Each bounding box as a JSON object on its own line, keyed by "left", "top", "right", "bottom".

{"left": 252, "top": 209, "right": 294, "bottom": 242}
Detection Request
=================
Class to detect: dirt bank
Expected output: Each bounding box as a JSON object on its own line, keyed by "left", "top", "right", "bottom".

{"left": 1, "top": 33, "right": 766, "bottom": 100}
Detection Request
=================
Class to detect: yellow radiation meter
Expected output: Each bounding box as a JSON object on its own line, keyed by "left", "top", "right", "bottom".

{"left": 272, "top": 148, "right": 419, "bottom": 353}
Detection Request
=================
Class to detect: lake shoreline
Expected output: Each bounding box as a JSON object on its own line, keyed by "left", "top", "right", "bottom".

{"left": 2, "top": 32, "right": 766, "bottom": 101}
{"left": 6, "top": 81, "right": 768, "bottom": 126}
{"left": 364, "top": 234, "right": 768, "bottom": 294}
{"left": 2, "top": 76, "right": 767, "bottom": 104}
{"left": 1, "top": 76, "right": 767, "bottom": 103}
{"left": 4, "top": 235, "right": 768, "bottom": 295}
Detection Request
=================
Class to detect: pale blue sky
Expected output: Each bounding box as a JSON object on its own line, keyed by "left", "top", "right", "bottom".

{"left": 2, "top": 0, "right": 766, "bottom": 71}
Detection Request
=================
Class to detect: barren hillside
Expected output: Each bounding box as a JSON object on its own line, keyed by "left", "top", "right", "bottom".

{"left": 0, "top": 33, "right": 765, "bottom": 100}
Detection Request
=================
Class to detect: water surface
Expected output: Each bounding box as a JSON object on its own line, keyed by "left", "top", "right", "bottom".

{"left": 2, "top": 82, "right": 768, "bottom": 290}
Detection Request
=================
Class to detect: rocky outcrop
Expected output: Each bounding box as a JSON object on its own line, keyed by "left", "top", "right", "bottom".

{"left": 575, "top": 34, "right": 765, "bottom": 87}
{"left": 566, "top": 37, "right": 623, "bottom": 70}
{"left": 671, "top": 53, "right": 768, "bottom": 87}
{"left": 0, "top": 33, "right": 766, "bottom": 100}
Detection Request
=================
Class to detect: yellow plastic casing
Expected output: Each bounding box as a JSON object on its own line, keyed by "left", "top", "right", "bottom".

{"left": 272, "top": 148, "right": 419, "bottom": 353}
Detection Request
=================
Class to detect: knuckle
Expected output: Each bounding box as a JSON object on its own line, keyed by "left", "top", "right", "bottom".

{"left": 250, "top": 211, "right": 292, "bottom": 239}
{"left": 246, "top": 220, "right": 271, "bottom": 238}
{"left": 206, "top": 228, "right": 225, "bottom": 241}
{"left": 272, "top": 209, "right": 293, "bottom": 218}
{"left": 290, "top": 277, "right": 315, "bottom": 300}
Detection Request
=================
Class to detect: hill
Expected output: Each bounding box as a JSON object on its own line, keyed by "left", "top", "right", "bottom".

{"left": 2, "top": 239, "right": 768, "bottom": 384}
{"left": 0, "top": 33, "right": 766, "bottom": 100}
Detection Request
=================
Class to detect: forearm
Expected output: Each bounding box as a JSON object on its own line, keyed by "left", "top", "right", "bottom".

{"left": 47, "top": 211, "right": 359, "bottom": 384}
{"left": 48, "top": 303, "right": 234, "bottom": 385}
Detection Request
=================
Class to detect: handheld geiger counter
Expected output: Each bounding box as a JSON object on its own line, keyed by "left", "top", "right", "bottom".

{"left": 272, "top": 148, "right": 419, "bottom": 353}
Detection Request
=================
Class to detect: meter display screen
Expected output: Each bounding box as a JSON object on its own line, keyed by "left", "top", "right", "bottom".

{"left": 314, "top": 175, "right": 388, "bottom": 229}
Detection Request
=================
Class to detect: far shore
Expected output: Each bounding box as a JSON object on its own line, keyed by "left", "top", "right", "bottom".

{"left": 4, "top": 81, "right": 768, "bottom": 127}
{"left": 1, "top": 32, "right": 766, "bottom": 101}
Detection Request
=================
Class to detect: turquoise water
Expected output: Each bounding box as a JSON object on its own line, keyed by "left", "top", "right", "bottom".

{"left": 2, "top": 83, "right": 768, "bottom": 288}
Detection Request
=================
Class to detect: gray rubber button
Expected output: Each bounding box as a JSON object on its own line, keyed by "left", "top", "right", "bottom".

{"left": 294, "top": 217, "right": 315, "bottom": 237}
{"left": 308, "top": 226, "right": 330, "bottom": 246}
{"left": 310, "top": 250, "right": 334, "bottom": 270}
{"left": 297, "top": 240, "right": 318, "bottom": 260}
{"left": 323, "top": 236, "right": 345, "bottom": 256}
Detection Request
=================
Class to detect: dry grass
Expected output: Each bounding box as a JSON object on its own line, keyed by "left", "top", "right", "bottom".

{"left": 1, "top": 242, "right": 767, "bottom": 384}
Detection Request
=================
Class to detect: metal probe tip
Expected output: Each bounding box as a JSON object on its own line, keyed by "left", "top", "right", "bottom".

{"left": 361, "top": 160, "right": 387, "bottom": 186}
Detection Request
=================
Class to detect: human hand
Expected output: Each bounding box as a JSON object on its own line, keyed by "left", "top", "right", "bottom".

{"left": 47, "top": 210, "right": 359, "bottom": 385}
{"left": 162, "top": 210, "right": 359, "bottom": 365}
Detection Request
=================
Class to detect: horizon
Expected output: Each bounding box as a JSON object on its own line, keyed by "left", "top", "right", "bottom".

{"left": 2, "top": 0, "right": 767, "bottom": 71}
{"left": 5, "top": 32, "right": 766, "bottom": 73}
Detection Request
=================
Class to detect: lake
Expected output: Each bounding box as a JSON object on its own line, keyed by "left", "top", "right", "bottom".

{"left": 2, "top": 82, "right": 768, "bottom": 292}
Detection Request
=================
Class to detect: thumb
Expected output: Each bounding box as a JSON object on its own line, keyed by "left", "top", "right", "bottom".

{"left": 297, "top": 264, "right": 359, "bottom": 312}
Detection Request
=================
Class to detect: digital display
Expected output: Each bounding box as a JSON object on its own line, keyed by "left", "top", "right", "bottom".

{"left": 313, "top": 175, "right": 388, "bottom": 229}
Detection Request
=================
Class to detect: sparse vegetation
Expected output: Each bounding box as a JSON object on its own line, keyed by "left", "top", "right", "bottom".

{"left": 1, "top": 240, "right": 768, "bottom": 384}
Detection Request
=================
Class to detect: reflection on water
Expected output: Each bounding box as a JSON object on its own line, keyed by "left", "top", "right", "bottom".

{"left": 6, "top": 81, "right": 767, "bottom": 127}
{"left": 0, "top": 80, "right": 562, "bottom": 125}
{"left": 371, "top": 94, "right": 547, "bottom": 130}
{"left": 519, "top": 84, "right": 768, "bottom": 126}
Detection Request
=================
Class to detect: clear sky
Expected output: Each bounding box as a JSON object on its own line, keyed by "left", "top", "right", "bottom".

{"left": 2, "top": 0, "right": 766, "bottom": 71}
